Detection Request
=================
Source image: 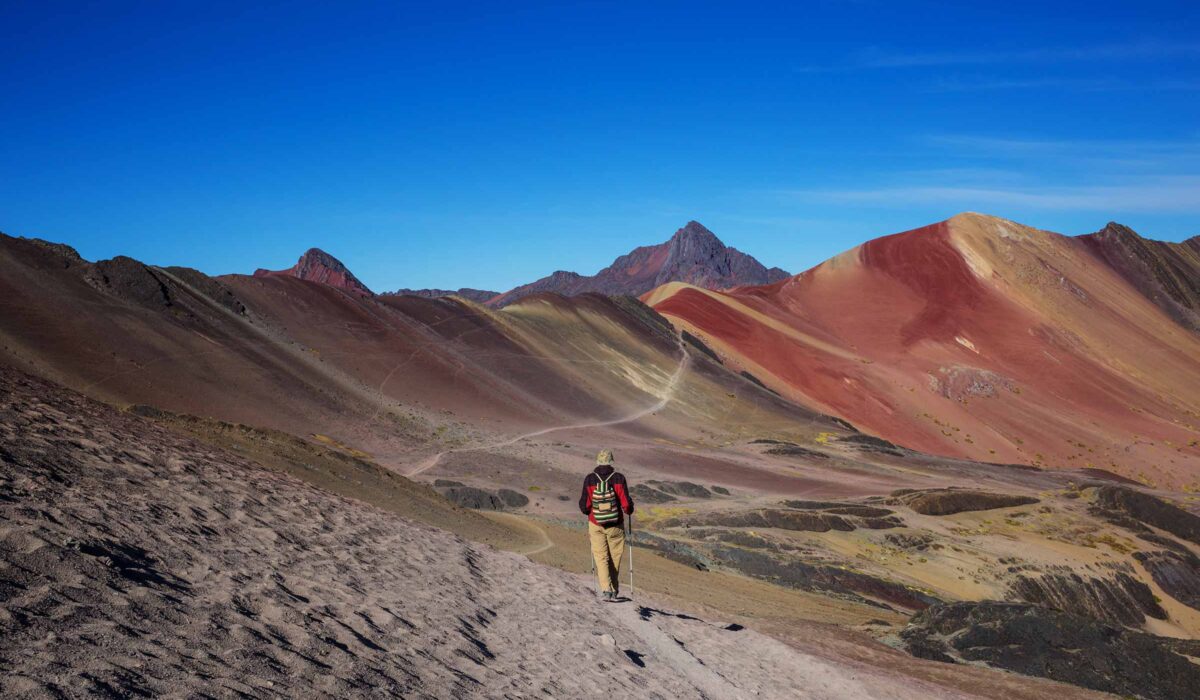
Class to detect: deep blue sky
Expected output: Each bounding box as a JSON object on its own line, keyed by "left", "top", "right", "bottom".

{"left": 2, "top": 1, "right": 1197, "bottom": 292}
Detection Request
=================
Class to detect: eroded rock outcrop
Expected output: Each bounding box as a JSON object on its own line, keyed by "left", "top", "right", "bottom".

{"left": 1006, "top": 569, "right": 1166, "bottom": 625}
{"left": 901, "top": 601, "right": 1200, "bottom": 700}
{"left": 710, "top": 546, "right": 939, "bottom": 611}
{"left": 1093, "top": 486, "right": 1200, "bottom": 545}
{"left": 432, "top": 481, "right": 529, "bottom": 510}
{"left": 1134, "top": 549, "right": 1200, "bottom": 611}
{"left": 890, "top": 488, "right": 1038, "bottom": 516}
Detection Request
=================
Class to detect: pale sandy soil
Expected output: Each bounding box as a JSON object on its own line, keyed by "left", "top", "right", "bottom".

{"left": 5, "top": 367, "right": 1098, "bottom": 699}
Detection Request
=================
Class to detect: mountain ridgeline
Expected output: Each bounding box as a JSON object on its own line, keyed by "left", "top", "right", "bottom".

{"left": 253, "top": 221, "right": 789, "bottom": 305}
{"left": 486, "top": 221, "right": 790, "bottom": 306}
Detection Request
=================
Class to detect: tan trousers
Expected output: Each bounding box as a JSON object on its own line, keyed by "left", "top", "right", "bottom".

{"left": 588, "top": 521, "right": 626, "bottom": 593}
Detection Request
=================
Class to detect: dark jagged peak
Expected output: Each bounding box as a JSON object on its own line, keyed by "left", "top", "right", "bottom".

{"left": 253, "top": 248, "right": 374, "bottom": 297}
{"left": 1078, "top": 222, "right": 1200, "bottom": 332}
{"left": 672, "top": 220, "right": 722, "bottom": 246}
{"left": 490, "top": 221, "right": 789, "bottom": 306}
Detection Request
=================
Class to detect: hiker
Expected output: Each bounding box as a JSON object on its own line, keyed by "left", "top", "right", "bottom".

{"left": 579, "top": 449, "right": 634, "bottom": 601}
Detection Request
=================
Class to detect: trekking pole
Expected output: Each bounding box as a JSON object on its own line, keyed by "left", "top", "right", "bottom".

{"left": 588, "top": 527, "right": 601, "bottom": 594}
{"left": 628, "top": 512, "right": 635, "bottom": 600}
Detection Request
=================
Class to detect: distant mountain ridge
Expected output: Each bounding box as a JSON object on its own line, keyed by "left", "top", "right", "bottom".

{"left": 384, "top": 288, "right": 499, "bottom": 303}
{"left": 247, "top": 221, "right": 789, "bottom": 307}
{"left": 254, "top": 248, "right": 373, "bottom": 297}
{"left": 488, "top": 221, "right": 790, "bottom": 306}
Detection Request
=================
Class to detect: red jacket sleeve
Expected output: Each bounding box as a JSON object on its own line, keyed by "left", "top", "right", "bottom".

{"left": 579, "top": 482, "right": 593, "bottom": 515}
{"left": 615, "top": 481, "right": 634, "bottom": 515}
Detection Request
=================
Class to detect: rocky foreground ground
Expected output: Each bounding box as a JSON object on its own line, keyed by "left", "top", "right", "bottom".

{"left": 0, "top": 366, "right": 990, "bottom": 699}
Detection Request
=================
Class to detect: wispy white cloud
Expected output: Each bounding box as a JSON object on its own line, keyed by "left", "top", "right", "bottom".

{"left": 921, "top": 134, "right": 1200, "bottom": 171}
{"left": 922, "top": 77, "right": 1200, "bottom": 93}
{"left": 856, "top": 41, "right": 1200, "bottom": 68}
{"left": 784, "top": 177, "right": 1200, "bottom": 213}
{"left": 794, "top": 40, "right": 1200, "bottom": 76}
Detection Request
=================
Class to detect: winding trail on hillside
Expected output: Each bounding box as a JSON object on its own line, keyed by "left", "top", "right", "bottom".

{"left": 408, "top": 336, "right": 691, "bottom": 477}
{"left": 485, "top": 511, "right": 556, "bottom": 555}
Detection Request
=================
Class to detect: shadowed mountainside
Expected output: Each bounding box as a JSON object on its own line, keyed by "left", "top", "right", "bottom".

{"left": 1078, "top": 222, "right": 1200, "bottom": 333}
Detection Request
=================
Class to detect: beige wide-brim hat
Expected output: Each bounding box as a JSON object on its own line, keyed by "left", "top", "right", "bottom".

{"left": 595, "top": 449, "right": 614, "bottom": 466}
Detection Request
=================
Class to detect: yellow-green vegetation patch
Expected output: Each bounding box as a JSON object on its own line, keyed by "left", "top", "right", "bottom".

{"left": 311, "top": 433, "right": 372, "bottom": 460}
{"left": 644, "top": 505, "right": 697, "bottom": 524}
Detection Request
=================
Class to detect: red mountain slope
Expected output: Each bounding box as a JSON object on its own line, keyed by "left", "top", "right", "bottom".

{"left": 645, "top": 213, "right": 1200, "bottom": 488}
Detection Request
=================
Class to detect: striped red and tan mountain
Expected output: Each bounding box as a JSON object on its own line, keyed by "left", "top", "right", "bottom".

{"left": 645, "top": 213, "right": 1200, "bottom": 488}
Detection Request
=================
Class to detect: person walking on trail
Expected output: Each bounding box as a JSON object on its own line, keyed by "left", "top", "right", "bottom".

{"left": 579, "top": 449, "right": 634, "bottom": 601}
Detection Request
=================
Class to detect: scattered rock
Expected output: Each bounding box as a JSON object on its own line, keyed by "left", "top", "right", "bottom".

{"left": 927, "top": 366, "right": 1015, "bottom": 402}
